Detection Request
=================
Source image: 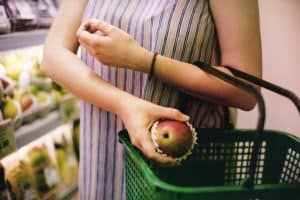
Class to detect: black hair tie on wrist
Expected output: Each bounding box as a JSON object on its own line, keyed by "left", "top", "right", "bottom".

{"left": 149, "top": 52, "right": 158, "bottom": 79}
{"left": 193, "top": 60, "right": 208, "bottom": 69}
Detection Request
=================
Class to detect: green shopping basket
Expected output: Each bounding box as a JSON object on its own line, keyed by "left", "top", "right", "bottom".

{"left": 118, "top": 63, "right": 300, "bottom": 200}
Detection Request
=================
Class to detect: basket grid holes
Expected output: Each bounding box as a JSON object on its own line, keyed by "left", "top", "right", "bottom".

{"left": 193, "top": 140, "right": 266, "bottom": 185}
{"left": 126, "top": 152, "right": 154, "bottom": 200}
{"left": 280, "top": 148, "right": 300, "bottom": 184}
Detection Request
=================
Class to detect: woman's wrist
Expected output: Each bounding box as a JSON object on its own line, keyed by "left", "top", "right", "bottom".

{"left": 128, "top": 47, "right": 153, "bottom": 73}
{"left": 115, "top": 92, "right": 141, "bottom": 119}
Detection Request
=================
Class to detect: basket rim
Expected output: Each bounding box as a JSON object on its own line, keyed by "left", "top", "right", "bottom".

{"left": 119, "top": 129, "right": 300, "bottom": 193}
{"left": 261, "top": 129, "right": 300, "bottom": 142}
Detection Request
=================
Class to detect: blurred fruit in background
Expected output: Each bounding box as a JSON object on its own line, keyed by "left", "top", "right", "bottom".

{"left": 0, "top": 47, "right": 78, "bottom": 128}
{"left": 54, "top": 132, "right": 78, "bottom": 186}
{"left": 1, "top": 1, "right": 80, "bottom": 198}
{"left": 1, "top": 123, "right": 80, "bottom": 200}
{"left": 26, "top": 144, "right": 59, "bottom": 199}
{"left": 2, "top": 97, "right": 21, "bottom": 120}
{"left": 6, "top": 160, "right": 40, "bottom": 200}
{"left": 19, "top": 92, "right": 35, "bottom": 112}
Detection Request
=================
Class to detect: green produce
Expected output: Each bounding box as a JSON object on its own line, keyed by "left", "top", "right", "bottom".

{"left": 50, "top": 90, "right": 62, "bottom": 103}
{"left": 28, "top": 145, "right": 59, "bottom": 198}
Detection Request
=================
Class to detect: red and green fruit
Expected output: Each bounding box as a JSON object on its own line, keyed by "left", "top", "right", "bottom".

{"left": 150, "top": 119, "right": 196, "bottom": 159}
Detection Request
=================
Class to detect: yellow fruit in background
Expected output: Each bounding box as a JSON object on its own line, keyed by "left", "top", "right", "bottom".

{"left": 2, "top": 54, "right": 18, "bottom": 67}
{"left": 3, "top": 99, "right": 20, "bottom": 119}
{"left": 6, "top": 66, "right": 21, "bottom": 80}
{"left": 27, "top": 85, "right": 39, "bottom": 95}
{"left": 51, "top": 90, "right": 62, "bottom": 103}
{"left": 15, "top": 53, "right": 27, "bottom": 65}
{"left": 36, "top": 91, "right": 48, "bottom": 103}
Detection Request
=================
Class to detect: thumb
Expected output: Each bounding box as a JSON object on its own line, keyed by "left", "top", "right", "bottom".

{"left": 160, "top": 107, "right": 190, "bottom": 122}
{"left": 87, "top": 19, "right": 114, "bottom": 35}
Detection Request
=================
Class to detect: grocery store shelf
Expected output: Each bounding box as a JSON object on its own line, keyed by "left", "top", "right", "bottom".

{"left": 0, "top": 29, "right": 48, "bottom": 51}
{"left": 57, "top": 184, "right": 78, "bottom": 200}
{"left": 15, "top": 111, "right": 62, "bottom": 148}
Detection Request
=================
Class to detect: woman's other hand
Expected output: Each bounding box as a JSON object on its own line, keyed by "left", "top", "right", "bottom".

{"left": 77, "top": 19, "right": 153, "bottom": 72}
{"left": 118, "top": 97, "right": 190, "bottom": 166}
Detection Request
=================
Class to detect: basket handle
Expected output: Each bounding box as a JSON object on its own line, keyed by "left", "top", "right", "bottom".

{"left": 193, "top": 61, "right": 266, "bottom": 188}
{"left": 224, "top": 65, "right": 300, "bottom": 115}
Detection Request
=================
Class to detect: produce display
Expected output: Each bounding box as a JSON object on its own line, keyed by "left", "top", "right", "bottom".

{"left": 0, "top": 49, "right": 72, "bottom": 128}
{"left": 26, "top": 144, "right": 59, "bottom": 199}
{"left": 0, "top": 122, "right": 80, "bottom": 200}
{"left": 5, "top": 161, "right": 40, "bottom": 200}
{"left": 0, "top": 46, "right": 80, "bottom": 199}
{"left": 54, "top": 132, "right": 78, "bottom": 186}
{"left": 1, "top": 1, "right": 80, "bottom": 198}
{"left": 150, "top": 119, "right": 197, "bottom": 162}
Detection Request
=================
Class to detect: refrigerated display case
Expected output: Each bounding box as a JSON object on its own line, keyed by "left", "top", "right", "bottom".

{"left": 0, "top": 16, "right": 79, "bottom": 199}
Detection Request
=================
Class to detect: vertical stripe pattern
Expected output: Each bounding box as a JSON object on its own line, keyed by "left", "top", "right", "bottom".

{"left": 80, "top": 0, "right": 225, "bottom": 199}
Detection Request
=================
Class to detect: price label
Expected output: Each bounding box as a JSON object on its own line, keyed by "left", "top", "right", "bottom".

{"left": 23, "top": 189, "right": 36, "bottom": 200}
{"left": 44, "top": 167, "right": 59, "bottom": 188}
{"left": 0, "top": 123, "right": 16, "bottom": 159}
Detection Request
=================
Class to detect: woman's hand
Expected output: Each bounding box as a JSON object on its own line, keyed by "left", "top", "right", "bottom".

{"left": 118, "top": 97, "right": 190, "bottom": 166}
{"left": 77, "top": 19, "right": 153, "bottom": 72}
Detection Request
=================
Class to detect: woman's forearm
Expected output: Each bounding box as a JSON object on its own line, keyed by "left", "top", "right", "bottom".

{"left": 141, "top": 53, "right": 256, "bottom": 111}
{"left": 41, "top": 46, "right": 138, "bottom": 116}
{"left": 40, "top": 0, "right": 136, "bottom": 117}
{"left": 41, "top": 0, "right": 134, "bottom": 114}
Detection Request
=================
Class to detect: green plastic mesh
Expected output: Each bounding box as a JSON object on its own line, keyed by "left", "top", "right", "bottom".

{"left": 122, "top": 130, "right": 300, "bottom": 200}
{"left": 126, "top": 151, "right": 155, "bottom": 200}
{"left": 280, "top": 148, "right": 300, "bottom": 183}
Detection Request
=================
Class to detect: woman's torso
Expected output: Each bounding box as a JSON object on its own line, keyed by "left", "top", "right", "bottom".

{"left": 81, "top": 0, "right": 226, "bottom": 128}
{"left": 79, "top": 1, "right": 226, "bottom": 199}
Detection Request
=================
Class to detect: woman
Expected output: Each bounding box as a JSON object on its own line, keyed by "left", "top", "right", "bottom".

{"left": 41, "top": 0, "right": 262, "bottom": 199}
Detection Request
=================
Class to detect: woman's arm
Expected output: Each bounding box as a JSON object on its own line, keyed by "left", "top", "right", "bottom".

{"left": 41, "top": 0, "right": 124, "bottom": 114}
{"left": 78, "top": 0, "right": 262, "bottom": 111}
{"left": 41, "top": 0, "right": 188, "bottom": 166}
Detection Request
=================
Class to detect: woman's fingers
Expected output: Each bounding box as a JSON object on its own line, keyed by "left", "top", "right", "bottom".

{"left": 77, "top": 20, "right": 110, "bottom": 46}
{"left": 83, "top": 19, "right": 98, "bottom": 33}
{"left": 83, "top": 19, "right": 114, "bottom": 35}
{"left": 76, "top": 19, "right": 139, "bottom": 68}
{"left": 77, "top": 30, "right": 105, "bottom": 46}
{"left": 158, "top": 107, "right": 190, "bottom": 122}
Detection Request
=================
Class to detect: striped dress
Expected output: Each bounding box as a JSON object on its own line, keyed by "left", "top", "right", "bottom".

{"left": 80, "top": 0, "right": 228, "bottom": 199}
